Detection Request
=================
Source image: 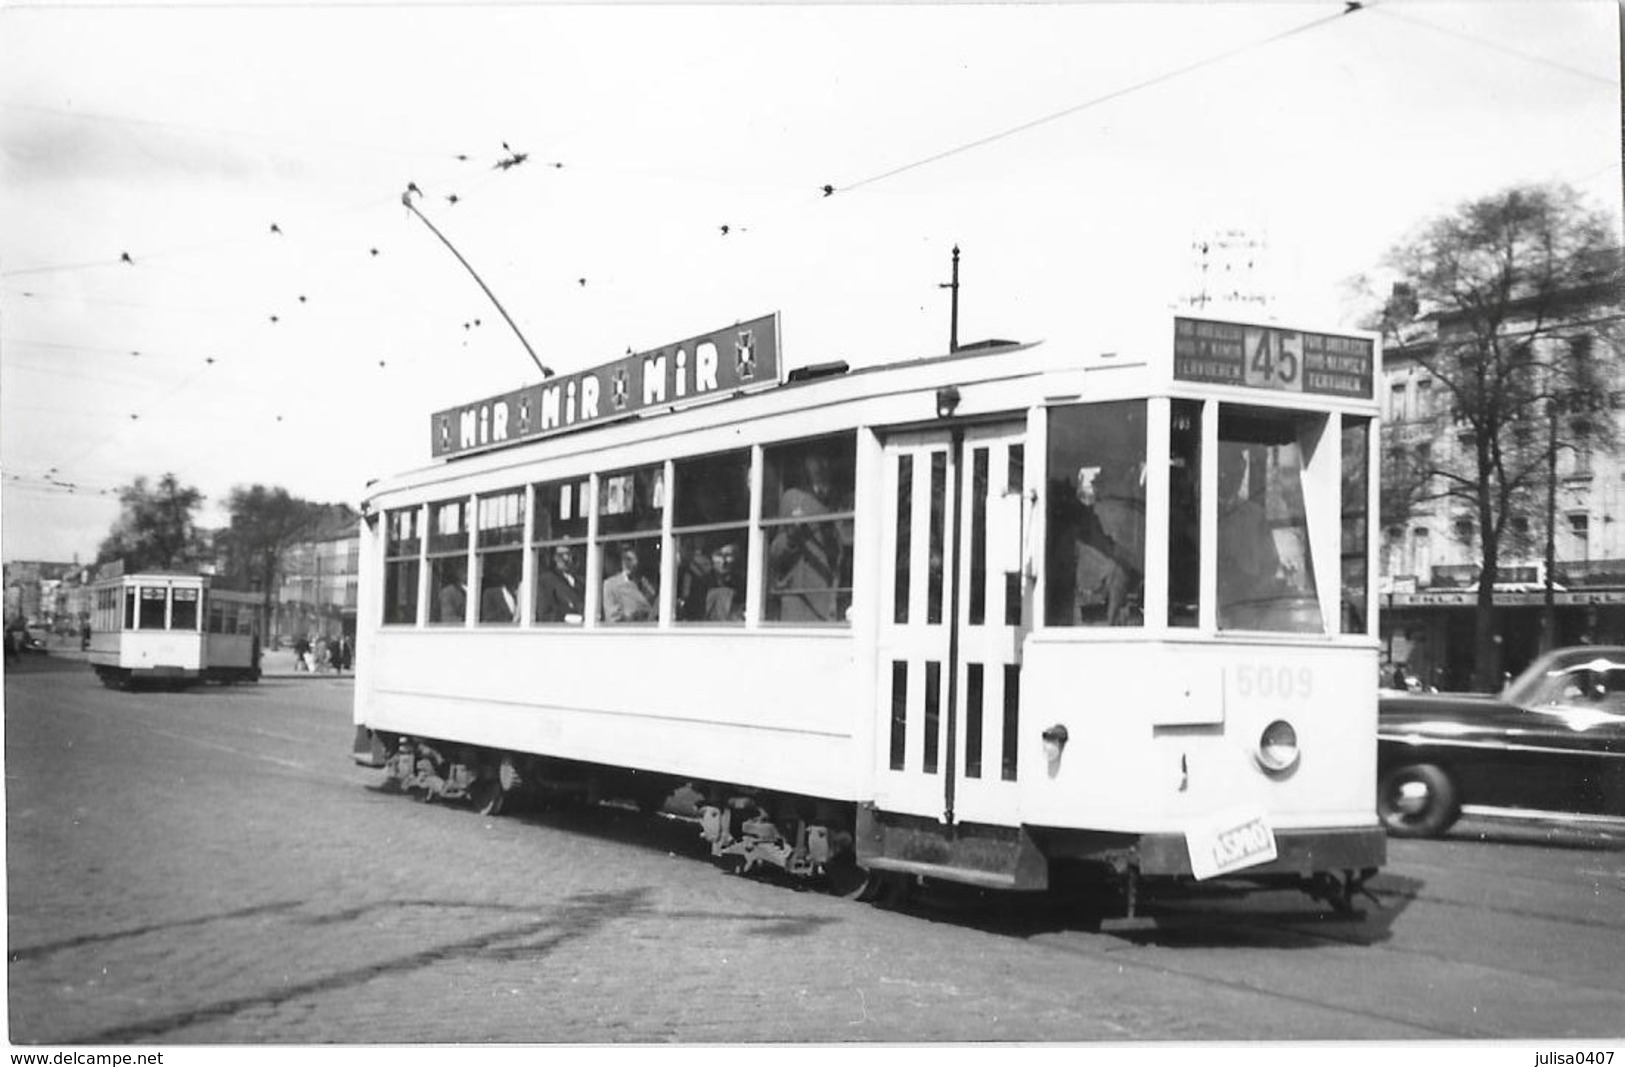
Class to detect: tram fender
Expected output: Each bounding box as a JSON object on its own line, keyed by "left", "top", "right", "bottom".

{"left": 855, "top": 804, "right": 1050, "bottom": 891}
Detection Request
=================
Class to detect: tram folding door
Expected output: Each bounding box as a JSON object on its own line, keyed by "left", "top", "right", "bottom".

{"left": 874, "top": 425, "right": 1027, "bottom": 828}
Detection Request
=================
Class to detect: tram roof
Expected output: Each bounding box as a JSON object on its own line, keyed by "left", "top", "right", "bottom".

{"left": 365, "top": 312, "right": 1378, "bottom": 505}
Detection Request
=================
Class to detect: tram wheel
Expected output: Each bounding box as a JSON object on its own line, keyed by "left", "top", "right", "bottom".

{"left": 471, "top": 777, "right": 506, "bottom": 817}
{"left": 823, "top": 854, "right": 882, "bottom": 900}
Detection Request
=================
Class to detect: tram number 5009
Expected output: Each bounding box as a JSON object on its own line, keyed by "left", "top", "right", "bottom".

{"left": 1232, "top": 664, "right": 1313, "bottom": 701}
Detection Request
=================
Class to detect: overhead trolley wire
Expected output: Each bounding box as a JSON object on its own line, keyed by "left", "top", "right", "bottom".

{"left": 829, "top": 3, "right": 1366, "bottom": 199}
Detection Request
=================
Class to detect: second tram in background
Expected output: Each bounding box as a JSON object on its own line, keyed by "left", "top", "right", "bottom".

{"left": 351, "top": 311, "right": 1385, "bottom": 911}
{"left": 87, "top": 570, "right": 264, "bottom": 689}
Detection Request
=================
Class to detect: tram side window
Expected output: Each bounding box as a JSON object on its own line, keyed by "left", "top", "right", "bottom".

{"left": 1341, "top": 417, "right": 1371, "bottom": 634}
{"left": 138, "top": 587, "right": 168, "bottom": 630}
{"left": 125, "top": 588, "right": 137, "bottom": 630}
{"left": 1168, "top": 399, "right": 1202, "bottom": 628}
{"left": 598, "top": 465, "right": 663, "bottom": 624}
{"left": 762, "top": 434, "right": 856, "bottom": 624}
{"left": 427, "top": 499, "right": 470, "bottom": 625}
{"left": 383, "top": 507, "right": 422, "bottom": 625}
{"left": 533, "top": 478, "right": 588, "bottom": 625}
{"left": 1216, "top": 407, "right": 1325, "bottom": 633}
{"left": 208, "top": 603, "right": 225, "bottom": 634}
{"left": 1045, "top": 401, "right": 1146, "bottom": 627}
{"left": 673, "top": 450, "right": 751, "bottom": 623}
{"left": 172, "top": 588, "right": 199, "bottom": 631}
{"left": 476, "top": 490, "right": 524, "bottom": 625}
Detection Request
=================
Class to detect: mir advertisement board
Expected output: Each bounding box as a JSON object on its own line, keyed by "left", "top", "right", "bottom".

{"left": 1173, "top": 316, "right": 1375, "bottom": 400}
{"left": 431, "top": 313, "right": 781, "bottom": 459}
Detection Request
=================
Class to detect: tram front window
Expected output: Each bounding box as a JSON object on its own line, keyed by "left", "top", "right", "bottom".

{"left": 1216, "top": 408, "right": 1325, "bottom": 633}
{"left": 138, "top": 587, "right": 167, "bottom": 630}
{"left": 1045, "top": 401, "right": 1146, "bottom": 627}
{"left": 171, "top": 588, "right": 199, "bottom": 631}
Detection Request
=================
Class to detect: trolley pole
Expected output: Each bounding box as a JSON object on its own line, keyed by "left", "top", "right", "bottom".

{"left": 939, "top": 245, "right": 961, "bottom": 354}
{"left": 401, "top": 188, "right": 553, "bottom": 379}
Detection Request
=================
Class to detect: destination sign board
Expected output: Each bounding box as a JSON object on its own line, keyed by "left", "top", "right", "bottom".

{"left": 431, "top": 314, "right": 781, "bottom": 458}
{"left": 1173, "top": 317, "right": 1374, "bottom": 399}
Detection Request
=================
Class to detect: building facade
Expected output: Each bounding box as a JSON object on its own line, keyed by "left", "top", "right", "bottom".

{"left": 1379, "top": 285, "right": 1625, "bottom": 690}
{"left": 273, "top": 531, "right": 359, "bottom": 644}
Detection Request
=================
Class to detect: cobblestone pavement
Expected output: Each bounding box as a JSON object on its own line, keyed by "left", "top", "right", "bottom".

{"left": 6, "top": 656, "right": 1624, "bottom": 1044}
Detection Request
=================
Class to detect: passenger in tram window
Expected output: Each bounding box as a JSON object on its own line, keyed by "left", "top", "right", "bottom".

{"left": 480, "top": 580, "right": 518, "bottom": 623}
{"left": 1046, "top": 461, "right": 1143, "bottom": 626}
{"left": 603, "top": 543, "right": 657, "bottom": 623}
{"left": 437, "top": 576, "right": 467, "bottom": 624}
{"left": 536, "top": 545, "right": 585, "bottom": 624}
{"left": 769, "top": 454, "right": 848, "bottom": 621}
{"left": 676, "top": 543, "right": 715, "bottom": 621}
{"left": 705, "top": 542, "right": 745, "bottom": 622}
{"left": 1215, "top": 443, "right": 1284, "bottom": 628}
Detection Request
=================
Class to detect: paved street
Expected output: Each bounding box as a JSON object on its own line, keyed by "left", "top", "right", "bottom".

{"left": 6, "top": 653, "right": 1624, "bottom": 1045}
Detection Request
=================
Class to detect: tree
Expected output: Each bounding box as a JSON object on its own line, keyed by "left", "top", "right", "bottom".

{"left": 1360, "top": 182, "right": 1622, "bottom": 690}
{"left": 217, "top": 486, "right": 356, "bottom": 615}
{"left": 96, "top": 474, "right": 206, "bottom": 572}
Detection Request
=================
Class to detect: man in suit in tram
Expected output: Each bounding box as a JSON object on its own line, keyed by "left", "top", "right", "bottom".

{"left": 602, "top": 543, "right": 657, "bottom": 623}
{"left": 480, "top": 579, "right": 519, "bottom": 624}
{"left": 536, "top": 545, "right": 585, "bottom": 623}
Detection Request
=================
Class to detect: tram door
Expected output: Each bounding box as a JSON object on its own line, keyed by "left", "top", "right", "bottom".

{"left": 875, "top": 424, "right": 1028, "bottom": 826}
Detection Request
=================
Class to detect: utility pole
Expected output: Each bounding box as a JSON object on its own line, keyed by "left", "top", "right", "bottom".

{"left": 1542, "top": 395, "right": 1559, "bottom": 653}
{"left": 939, "top": 245, "right": 961, "bottom": 353}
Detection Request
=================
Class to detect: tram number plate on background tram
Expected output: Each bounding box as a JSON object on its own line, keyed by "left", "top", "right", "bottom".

{"left": 1186, "top": 810, "right": 1278, "bottom": 880}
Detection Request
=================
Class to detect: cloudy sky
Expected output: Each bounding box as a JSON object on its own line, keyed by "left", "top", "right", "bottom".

{"left": 1, "top": 0, "right": 1618, "bottom": 564}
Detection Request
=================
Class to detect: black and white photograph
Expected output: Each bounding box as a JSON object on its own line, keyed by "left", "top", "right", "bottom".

{"left": 2, "top": 0, "right": 1621, "bottom": 1061}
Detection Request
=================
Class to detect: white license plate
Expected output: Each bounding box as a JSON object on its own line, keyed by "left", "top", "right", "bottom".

{"left": 1186, "top": 810, "right": 1279, "bottom": 880}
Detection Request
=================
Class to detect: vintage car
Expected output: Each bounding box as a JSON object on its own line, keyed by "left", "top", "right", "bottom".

{"left": 1377, "top": 646, "right": 1625, "bottom": 837}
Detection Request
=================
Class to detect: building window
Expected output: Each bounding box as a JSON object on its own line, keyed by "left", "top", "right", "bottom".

{"left": 1415, "top": 379, "right": 1432, "bottom": 418}
{"left": 1389, "top": 382, "right": 1407, "bottom": 421}
{"left": 1569, "top": 513, "right": 1590, "bottom": 557}
{"left": 533, "top": 478, "right": 588, "bottom": 625}
{"left": 427, "top": 499, "right": 469, "bottom": 625}
{"left": 476, "top": 490, "right": 524, "bottom": 624}
{"left": 762, "top": 434, "right": 857, "bottom": 623}
{"left": 599, "top": 466, "right": 664, "bottom": 623}
{"left": 1413, "top": 527, "right": 1432, "bottom": 581}
{"left": 383, "top": 507, "right": 421, "bottom": 625}
{"left": 673, "top": 450, "right": 751, "bottom": 623}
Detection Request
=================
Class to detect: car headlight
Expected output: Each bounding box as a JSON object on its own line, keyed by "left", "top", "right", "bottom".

{"left": 1256, "top": 719, "right": 1300, "bottom": 774}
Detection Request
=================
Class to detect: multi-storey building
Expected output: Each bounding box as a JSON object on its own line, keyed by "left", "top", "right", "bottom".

{"left": 1379, "top": 283, "right": 1625, "bottom": 689}
{"left": 273, "top": 531, "right": 359, "bottom": 644}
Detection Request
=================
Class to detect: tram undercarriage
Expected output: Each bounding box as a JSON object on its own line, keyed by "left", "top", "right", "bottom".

{"left": 356, "top": 727, "right": 1383, "bottom": 916}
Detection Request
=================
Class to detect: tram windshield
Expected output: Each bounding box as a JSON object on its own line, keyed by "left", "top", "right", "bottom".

{"left": 1048, "top": 399, "right": 1349, "bottom": 635}
{"left": 1214, "top": 407, "right": 1324, "bottom": 633}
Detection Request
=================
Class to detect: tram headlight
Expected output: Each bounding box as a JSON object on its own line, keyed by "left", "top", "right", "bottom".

{"left": 1255, "top": 719, "right": 1299, "bottom": 774}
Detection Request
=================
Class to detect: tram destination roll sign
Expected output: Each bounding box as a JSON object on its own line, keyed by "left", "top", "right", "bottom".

{"left": 1173, "top": 316, "right": 1374, "bottom": 399}
{"left": 431, "top": 313, "right": 781, "bottom": 458}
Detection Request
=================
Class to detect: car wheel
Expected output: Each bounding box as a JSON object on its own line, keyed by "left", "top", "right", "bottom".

{"left": 1378, "top": 763, "right": 1459, "bottom": 837}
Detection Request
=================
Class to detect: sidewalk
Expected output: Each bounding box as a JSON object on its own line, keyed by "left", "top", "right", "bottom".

{"left": 27, "top": 638, "right": 350, "bottom": 680}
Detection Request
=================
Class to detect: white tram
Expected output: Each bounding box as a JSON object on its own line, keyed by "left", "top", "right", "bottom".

{"left": 88, "top": 571, "right": 264, "bottom": 688}
{"left": 352, "top": 312, "right": 1386, "bottom": 908}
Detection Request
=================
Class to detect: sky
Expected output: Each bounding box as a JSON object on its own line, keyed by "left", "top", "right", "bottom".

{"left": 0, "top": 0, "right": 1619, "bottom": 565}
